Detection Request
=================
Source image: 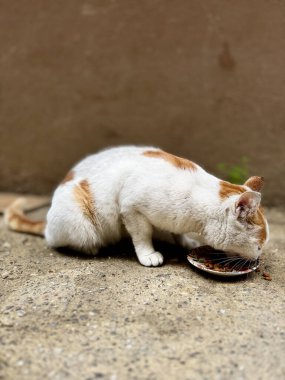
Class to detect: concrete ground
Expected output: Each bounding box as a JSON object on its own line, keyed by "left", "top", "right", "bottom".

{"left": 0, "top": 207, "right": 284, "bottom": 380}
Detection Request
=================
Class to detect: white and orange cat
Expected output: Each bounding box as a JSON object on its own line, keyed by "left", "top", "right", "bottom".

{"left": 5, "top": 146, "right": 269, "bottom": 266}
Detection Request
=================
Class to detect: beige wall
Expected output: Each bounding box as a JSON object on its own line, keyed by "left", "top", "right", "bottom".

{"left": 0, "top": 0, "right": 285, "bottom": 206}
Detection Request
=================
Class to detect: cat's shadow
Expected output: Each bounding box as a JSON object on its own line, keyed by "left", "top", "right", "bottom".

{"left": 55, "top": 240, "right": 253, "bottom": 283}
{"left": 56, "top": 239, "right": 186, "bottom": 264}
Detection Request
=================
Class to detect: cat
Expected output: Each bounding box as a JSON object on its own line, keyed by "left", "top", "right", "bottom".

{"left": 4, "top": 146, "right": 269, "bottom": 267}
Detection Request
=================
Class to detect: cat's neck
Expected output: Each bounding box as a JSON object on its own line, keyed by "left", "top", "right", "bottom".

{"left": 183, "top": 173, "right": 225, "bottom": 238}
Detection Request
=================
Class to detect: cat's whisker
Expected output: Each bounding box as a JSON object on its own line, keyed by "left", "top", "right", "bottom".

{"left": 207, "top": 256, "right": 241, "bottom": 262}
{"left": 245, "top": 259, "right": 256, "bottom": 278}
{"left": 197, "top": 256, "right": 242, "bottom": 264}
{"left": 231, "top": 258, "right": 244, "bottom": 272}
{"left": 233, "top": 259, "right": 243, "bottom": 272}
{"left": 247, "top": 260, "right": 253, "bottom": 270}
{"left": 221, "top": 259, "right": 243, "bottom": 267}
{"left": 237, "top": 259, "right": 248, "bottom": 272}
{"left": 206, "top": 257, "right": 242, "bottom": 267}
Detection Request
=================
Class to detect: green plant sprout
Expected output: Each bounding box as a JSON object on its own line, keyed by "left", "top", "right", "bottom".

{"left": 217, "top": 156, "right": 249, "bottom": 185}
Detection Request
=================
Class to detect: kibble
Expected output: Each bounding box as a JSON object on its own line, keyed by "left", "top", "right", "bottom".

{"left": 262, "top": 272, "right": 272, "bottom": 281}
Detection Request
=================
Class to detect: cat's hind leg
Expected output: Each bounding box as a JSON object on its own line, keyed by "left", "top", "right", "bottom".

{"left": 45, "top": 180, "right": 102, "bottom": 255}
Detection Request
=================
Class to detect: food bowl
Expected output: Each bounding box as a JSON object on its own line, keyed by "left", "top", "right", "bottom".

{"left": 187, "top": 246, "right": 259, "bottom": 277}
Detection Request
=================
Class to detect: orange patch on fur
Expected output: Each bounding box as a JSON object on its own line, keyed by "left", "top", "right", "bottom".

{"left": 61, "top": 170, "right": 74, "bottom": 185}
{"left": 73, "top": 179, "right": 97, "bottom": 226}
{"left": 249, "top": 208, "right": 267, "bottom": 244}
{"left": 219, "top": 181, "right": 247, "bottom": 199}
{"left": 143, "top": 150, "right": 197, "bottom": 171}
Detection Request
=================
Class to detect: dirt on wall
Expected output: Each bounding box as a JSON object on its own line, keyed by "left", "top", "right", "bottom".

{"left": 0, "top": 0, "right": 285, "bottom": 206}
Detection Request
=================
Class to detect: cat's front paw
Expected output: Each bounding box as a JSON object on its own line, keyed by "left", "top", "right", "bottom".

{"left": 138, "top": 251, "right": 164, "bottom": 267}
{"left": 175, "top": 234, "right": 201, "bottom": 250}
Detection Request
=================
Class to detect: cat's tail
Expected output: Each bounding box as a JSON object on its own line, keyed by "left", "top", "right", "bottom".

{"left": 4, "top": 198, "right": 46, "bottom": 237}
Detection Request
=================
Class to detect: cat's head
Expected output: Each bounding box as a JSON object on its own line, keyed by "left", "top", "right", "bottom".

{"left": 207, "top": 176, "right": 269, "bottom": 261}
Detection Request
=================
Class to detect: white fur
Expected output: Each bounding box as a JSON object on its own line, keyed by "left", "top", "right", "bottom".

{"left": 45, "top": 146, "right": 269, "bottom": 266}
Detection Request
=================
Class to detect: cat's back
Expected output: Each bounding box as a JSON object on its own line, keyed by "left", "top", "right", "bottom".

{"left": 71, "top": 145, "right": 160, "bottom": 185}
{"left": 74, "top": 145, "right": 157, "bottom": 172}
{"left": 52, "top": 145, "right": 160, "bottom": 207}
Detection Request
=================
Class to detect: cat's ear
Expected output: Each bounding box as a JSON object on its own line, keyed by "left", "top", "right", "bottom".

{"left": 244, "top": 176, "right": 264, "bottom": 192}
{"left": 235, "top": 191, "right": 261, "bottom": 220}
